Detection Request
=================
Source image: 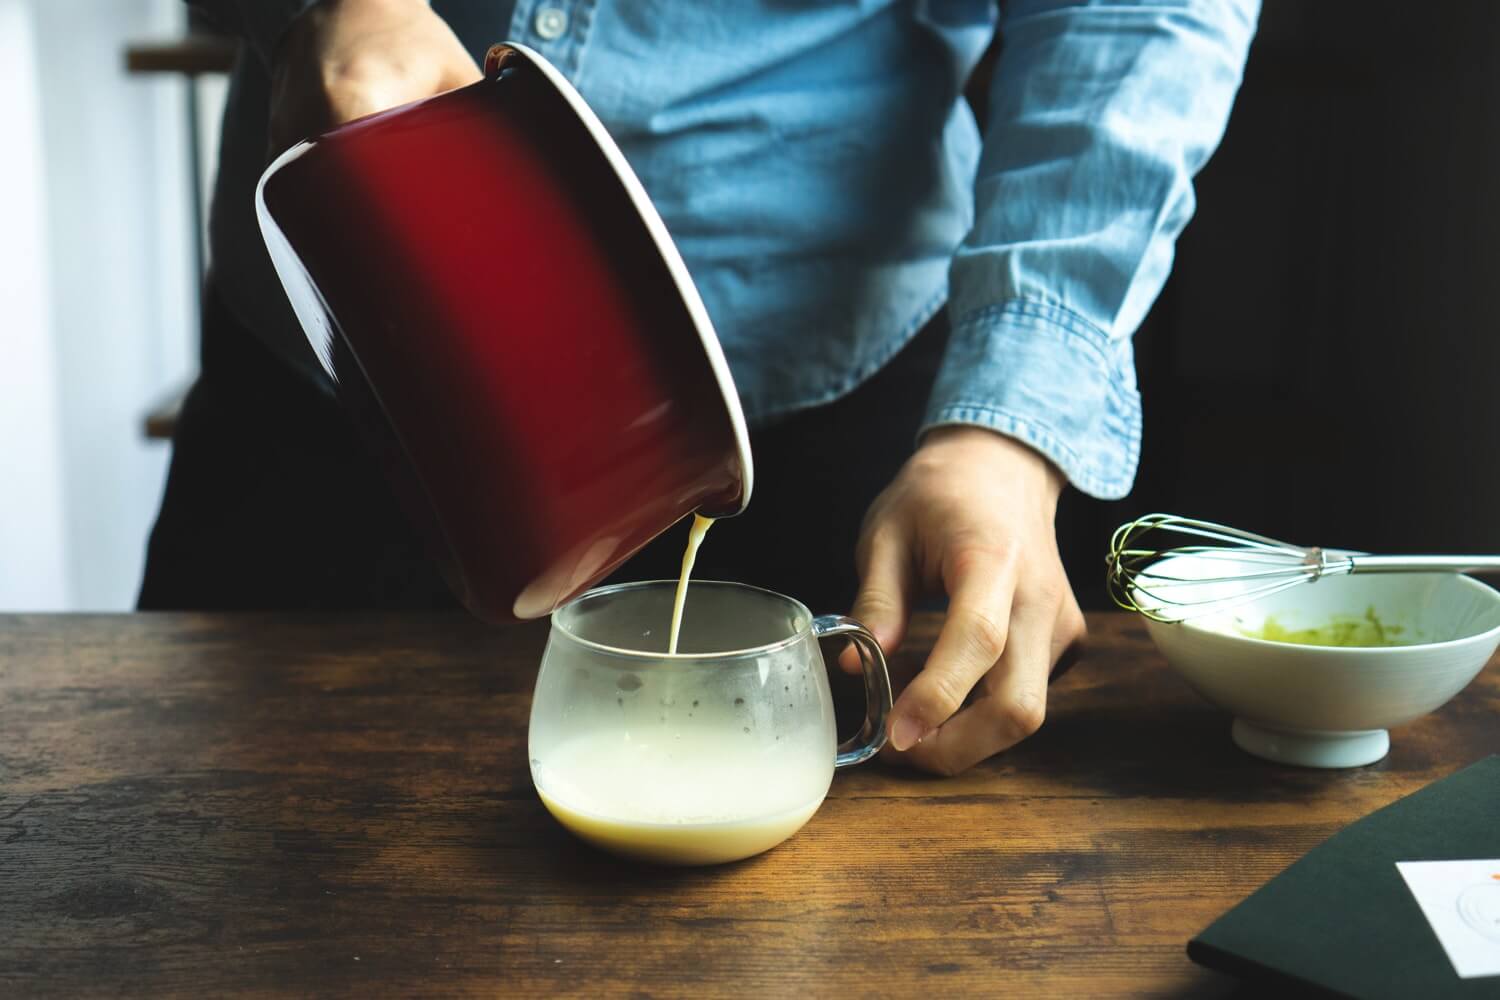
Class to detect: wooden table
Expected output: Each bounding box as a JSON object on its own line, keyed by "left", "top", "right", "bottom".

{"left": 2, "top": 613, "right": 1495, "bottom": 997}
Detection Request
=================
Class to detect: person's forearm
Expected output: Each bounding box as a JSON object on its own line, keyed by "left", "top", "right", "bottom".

{"left": 929, "top": 0, "right": 1259, "bottom": 499}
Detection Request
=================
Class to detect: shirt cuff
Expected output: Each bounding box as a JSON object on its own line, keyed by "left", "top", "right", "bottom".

{"left": 239, "top": 0, "right": 320, "bottom": 66}
{"left": 920, "top": 300, "right": 1141, "bottom": 500}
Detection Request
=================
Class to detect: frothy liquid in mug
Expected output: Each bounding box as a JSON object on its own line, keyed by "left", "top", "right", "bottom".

{"left": 534, "top": 725, "right": 830, "bottom": 866}
{"left": 667, "top": 513, "right": 713, "bottom": 654}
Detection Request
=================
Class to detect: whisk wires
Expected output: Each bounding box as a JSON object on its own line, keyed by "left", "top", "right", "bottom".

{"left": 1106, "top": 514, "right": 1353, "bottom": 623}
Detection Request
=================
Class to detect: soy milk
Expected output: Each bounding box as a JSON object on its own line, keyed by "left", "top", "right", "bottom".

{"left": 532, "top": 723, "right": 832, "bottom": 865}
{"left": 667, "top": 513, "right": 713, "bottom": 654}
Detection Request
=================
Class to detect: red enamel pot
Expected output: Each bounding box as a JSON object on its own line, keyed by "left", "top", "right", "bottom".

{"left": 256, "top": 42, "right": 752, "bottom": 622}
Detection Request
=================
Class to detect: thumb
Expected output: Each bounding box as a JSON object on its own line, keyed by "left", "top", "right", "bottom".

{"left": 841, "top": 529, "right": 911, "bottom": 675}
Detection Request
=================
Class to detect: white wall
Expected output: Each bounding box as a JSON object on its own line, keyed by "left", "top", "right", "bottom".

{"left": 1, "top": 0, "right": 219, "bottom": 609}
{"left": 0, "top": 0, "right": 69, "bottom": 609}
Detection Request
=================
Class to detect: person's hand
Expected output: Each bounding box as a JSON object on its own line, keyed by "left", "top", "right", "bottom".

{"left": 847, "top": 426, "right": 1086, "bottom": 775}
{"left": 268, "top": 0, "right": 482, "bottom": 157}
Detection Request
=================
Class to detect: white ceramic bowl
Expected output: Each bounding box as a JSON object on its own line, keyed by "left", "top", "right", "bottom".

{"left": 1137, "top": 554, "right": 1500, "bottom": 767}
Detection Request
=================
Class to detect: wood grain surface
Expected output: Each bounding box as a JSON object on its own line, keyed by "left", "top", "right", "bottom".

{"left": 1, "top": 612, "right": 1495, "bottom": 998}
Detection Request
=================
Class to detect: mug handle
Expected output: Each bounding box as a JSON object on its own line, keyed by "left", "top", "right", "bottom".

{"left": 812, "top": 615, "right": 894, "bottom": 768}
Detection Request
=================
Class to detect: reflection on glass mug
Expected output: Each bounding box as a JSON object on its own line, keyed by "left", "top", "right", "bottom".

{"left": 529, "top": 580, "right": 893, "bottom": 865}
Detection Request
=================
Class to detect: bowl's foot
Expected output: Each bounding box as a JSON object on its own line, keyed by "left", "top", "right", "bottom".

{"left": 1231, "top": 719, "right": 1390, "bottom": 768}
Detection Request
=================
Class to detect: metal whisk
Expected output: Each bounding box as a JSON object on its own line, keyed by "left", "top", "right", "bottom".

{"left": 1106, "top": 513, "right": 1500, "bottom": 623}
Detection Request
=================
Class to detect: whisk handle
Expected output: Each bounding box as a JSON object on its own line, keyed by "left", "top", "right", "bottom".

{"left": 1348, "top": 555, "right": 1500, "bottom": 575}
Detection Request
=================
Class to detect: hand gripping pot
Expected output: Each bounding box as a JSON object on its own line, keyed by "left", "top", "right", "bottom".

{"left": 256, "top": 43, "right": 753, "bottom": 622}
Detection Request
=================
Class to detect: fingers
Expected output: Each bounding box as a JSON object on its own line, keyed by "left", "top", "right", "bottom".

{"left": 841, "top": 428, "right": 1079, "bottom": 773}
{"left": 268, "top": 0, "right": 482, "bottom": 156}
{"left": 328, "top": 45, "right": 480, "bottom": 117}
{"left": 843, "top": 527, "right": 913, "bottom": 675}
{"left": 1049, "top": 591, "right": 1087, "bottom": 681}
{"left": 886, "top": 546, "right": 1014, "bottom": 751}
{"left": 898, "top": 589, "right": 1055, "bottom": 775}
{"left": 441, "top": 58, "right": 485, "bottom": 90}
{"left": 322, "top": 48, "right": 445, "bottom": 120}
{"left": 327, "top": 83, "right": 399, "bottom": 125}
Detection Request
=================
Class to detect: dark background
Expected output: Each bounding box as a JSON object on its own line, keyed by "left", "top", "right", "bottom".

{"left": 180, "top": 2, "right": 1498, "bottom": 612}
{"left": 1050, "top": 0, "right": 1500, "bottom": 607}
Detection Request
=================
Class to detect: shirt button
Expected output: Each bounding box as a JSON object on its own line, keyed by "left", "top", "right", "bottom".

{"left": 534, "top": 6, "right": 568, "bottom": 40}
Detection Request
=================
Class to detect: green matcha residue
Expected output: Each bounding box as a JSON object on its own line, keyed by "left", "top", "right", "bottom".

{"left": 1241, "top": 606, "right": 1413, "bottom": 647}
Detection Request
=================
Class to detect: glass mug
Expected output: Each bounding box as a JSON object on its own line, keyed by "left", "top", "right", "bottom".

{"left": 529, "top": 580, "right": 893, "bottom": 865}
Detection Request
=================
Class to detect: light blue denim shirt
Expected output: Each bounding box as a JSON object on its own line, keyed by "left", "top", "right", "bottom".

{"left": 192, "top": 0, "right": 1258, "bottom": 499}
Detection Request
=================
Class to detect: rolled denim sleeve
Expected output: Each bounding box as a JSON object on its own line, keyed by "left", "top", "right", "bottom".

{"left": 924, "top": 0, "right": 1259, "bottom": 499}
{"left": 185, "top": 0, "right": 318, "bottom": 66}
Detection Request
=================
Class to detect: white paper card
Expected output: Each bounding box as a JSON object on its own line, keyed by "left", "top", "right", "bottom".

{"left": 1396, "top": 860, "right": 1500, "bottom": 979}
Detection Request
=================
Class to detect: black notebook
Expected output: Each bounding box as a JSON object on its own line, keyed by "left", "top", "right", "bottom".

{"left": 1188, "top": 755, "right": 1500, "bottom": 999}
